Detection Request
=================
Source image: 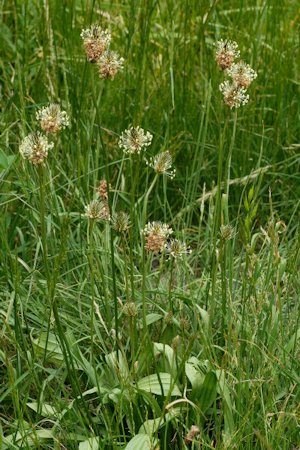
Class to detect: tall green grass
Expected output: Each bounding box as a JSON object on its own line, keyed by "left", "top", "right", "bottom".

{"left": 0, "top": 0, "right": 299, "bottom": 449}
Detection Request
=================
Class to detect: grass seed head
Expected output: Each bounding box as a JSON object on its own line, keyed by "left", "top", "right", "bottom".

{"left": 19, "top": 132, "right": 54, "bottom": 165}
{"left": 36, "top": 103, "right": 70, "bottom": 134}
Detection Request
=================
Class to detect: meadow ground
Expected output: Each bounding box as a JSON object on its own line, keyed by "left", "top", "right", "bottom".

{"left": 0, "top": 1, "right": 300, "bottom": 449}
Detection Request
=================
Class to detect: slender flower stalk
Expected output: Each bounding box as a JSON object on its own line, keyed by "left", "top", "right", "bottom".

{"left": 142, "top": 173, "right": 159, "bottom": 226}
{"left": 87, "top": 220, "right": 96, "bottom": 361}
{"left": 225, "top": 109, "right": 238, "bottom": 197}
{"left": 167, "top": 257, "right": 175, "bottom": 313}
{"left": 98, "top": 127, "right": 119, "bottom": 355}
{"left": 38, "top": 168, "right": 90, "bottom": 426}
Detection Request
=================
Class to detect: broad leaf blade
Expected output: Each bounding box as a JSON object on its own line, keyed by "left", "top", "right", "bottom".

{"left": 198, "top": 371, "right": 217, "bottom": 414}
{"left": 79, "top": 437, "right": 100, "bottom": 450}
{"left": 125, "top": 434, "right": 156, "bottom": 450}
{"left": 137, "top": 373, "right": 181, "bottom": 397}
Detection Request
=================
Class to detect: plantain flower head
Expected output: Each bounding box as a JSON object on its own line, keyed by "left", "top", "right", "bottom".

{"left": 220, "top": 224, "right": 235, "bottom": 241}
{"left": 215, "top": 39, "right": 240, "bottom": 70}
{"left": 147, "top": 150, "right": 176, "bottom": 179}
{"left": 97, "top": 179, "right": 110, "bottom": 201}
{"left": 219, "top": 81, "right": 249, "bottom": 109}
{"left": 143, "top": 221, "right": 173, "bottom": 253}
{"left": 19, "top": 132, "right": 54, "bottom": 165}
{"left": 165, "top": 239, "right": 191, "bottom": 259}
{"left": 36, "top": 104, "right": 69, "bottom": 134}
{"left": 80, "top": 24, "right": 111, "bottom": 63}
{"left": 97, "top": 50, "right": 124, "bottom": 79}
{"left": 85, "top": 199, "right": 110, "bottom": 221}
{"left": 227, "top": 61, "right": 257, "bottom": 89}
{"left": 112, "top": 211, "right": 131, "bottom": 233}
{"left": 119, "top": 126, "right": 153, "bottom": 155}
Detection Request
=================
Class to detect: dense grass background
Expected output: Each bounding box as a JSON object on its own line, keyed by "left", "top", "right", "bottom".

{"left": 0, "top": 0, "right": 299, "bottom": 449}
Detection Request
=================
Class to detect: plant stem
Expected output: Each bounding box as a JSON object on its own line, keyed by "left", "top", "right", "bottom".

{"left": 87, "top": 219, "right": 95, "bottom": 362}
{"left": 225, "top": 109, "right": 238, "bottom": 197}
{"left": 210, "top": 115, "right": 228, "bottom": 329}
{"left": 168, "top": 258, "right": 175, "bottom": 314}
